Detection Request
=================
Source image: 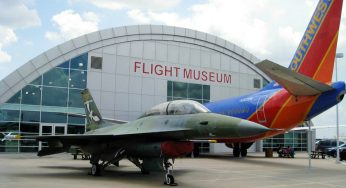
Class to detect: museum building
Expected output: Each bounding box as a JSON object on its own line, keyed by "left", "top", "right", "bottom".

{"left": 0, "top": 25, "right": 307, "bottom": 153}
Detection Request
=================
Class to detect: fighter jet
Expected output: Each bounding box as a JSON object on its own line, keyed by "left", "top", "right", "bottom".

{"left": 37, "top": 89, "right": 270, "bottom": 185}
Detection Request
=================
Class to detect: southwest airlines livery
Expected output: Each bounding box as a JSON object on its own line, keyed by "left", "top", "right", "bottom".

{"left": 205, "top": 0, "right": 346, "bottom": 157}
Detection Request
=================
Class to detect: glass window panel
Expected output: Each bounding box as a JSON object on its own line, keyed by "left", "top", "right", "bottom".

{"left": 167, "top": 81, "right": 172, "bottom": 97}
{"left": 173, "top": 97, "right": 184, "bottom": 100}
{"left": 22, "top": 85, "right": 41, "bottom": 105}
{"left": 254, "top": 79, "right": 261, "bottom": 89}
{"left": 6, "top": 91, "right": 21, "bottom": 104}
{"left": 57, "top": 60, "right": 70, "bottom": 68}
{"left": 68, "top": 116, "right": 85, "bottom": 125}
{"left": 43, "top": 68, "right": 69, "bottom": 87}
{"left": 0, "top": 122, "right": 19, "bottom": 132}
{"left": 70, "top": 53, "right": 88, "bottom": 70}
{"left": 203, "top": 85, "right": 210, "bottom": 100}
{"left": 20, "top": 111, "right": 40, "bottom": 122}
{"left": 68, "top": 89, "right": 84, "bottom": 108}
{"left": 41, "top": 112, "right": 67, "bottom": 123}
{"left": 68, "top": 125, "right": 85, "bottom": 134}
{"left": 0, "top": 110, "right": 19, "bottom": 121}
{"left": 192, "top": 99, "right": 203, "bottom": 104}
{"left": 91, "top": 56, "right": 102, "bottom": 69}
{"left": 188, "top": 83, "right": 202, "bottom": 99}
{"left": 30, "top": 75, "right": 42, "bottom": 85}
{"left": 42, "top": 87, "right": 68, "bottom": 107}
{"left": 69, "top": 70, "right": 87, "bottom": 89}
{"left": 55, "top": 126, "right": 65, "bottom": 135}
{"left": 173, "top": 82, "right": 187, "bottom": 98}
{"left": 202, "top": 99, "right": 210, "bottom": 104}
{"left": 20, "top": 123, "right": 39, "bottom": 136}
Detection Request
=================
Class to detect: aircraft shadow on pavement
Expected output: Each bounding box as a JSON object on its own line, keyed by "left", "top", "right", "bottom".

{"left": 14, "top": 164, "right": 190, "bottom": 183}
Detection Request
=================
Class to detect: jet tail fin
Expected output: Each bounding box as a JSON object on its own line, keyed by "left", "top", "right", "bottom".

{"left": 288, "top": 0, "right": 343, "bottom": 83}
{"left": 256, "top": 60, "right": 334, "bottom": 96}
{"left": 81, "top": 89, "right": 104, "bottom": 131}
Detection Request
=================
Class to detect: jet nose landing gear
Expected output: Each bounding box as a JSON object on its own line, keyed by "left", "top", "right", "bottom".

{"left": 163, "top": 158, "right": 177, "bottom": 186}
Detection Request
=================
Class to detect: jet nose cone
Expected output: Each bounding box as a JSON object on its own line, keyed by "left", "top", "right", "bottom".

{"left": 238, "top": 120, "right": 270, "bottom": 137}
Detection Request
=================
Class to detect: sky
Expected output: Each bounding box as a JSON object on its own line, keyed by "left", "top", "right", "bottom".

{"left": 0, "top": 0, "right": 346, "bottom": 137}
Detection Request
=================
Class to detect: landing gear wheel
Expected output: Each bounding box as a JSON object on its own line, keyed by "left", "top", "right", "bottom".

{"left": 91, "top": 164, "right": 101, "bottom": 176}
{"left": 233, "top": 148, "right": 240, "bottom": 157}
{"left": 233, "top": 143, "right": 241, "bottom": 157}
{"left": 241, "top": 149, "right": 247, "bottom": 157}
{"left": 164, "top": 174, "right": 176, "bottom": 186}
{"left": 163, "top": 158, "right": 177, "bottom": 186}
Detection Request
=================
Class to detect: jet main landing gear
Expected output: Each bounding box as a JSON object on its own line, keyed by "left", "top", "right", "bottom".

{"left": 89, "top": 149, "right": 125, "bottom": 176}
{"left": 163, "top": 158, "right": 177, "bottom": 186}
{"left": 91, "top": 163, "right": 101, "bottom": 176}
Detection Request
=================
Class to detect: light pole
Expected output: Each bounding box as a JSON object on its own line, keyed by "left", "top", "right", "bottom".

{"left": 335, "top": 52, "right": 343, "bottom": 163}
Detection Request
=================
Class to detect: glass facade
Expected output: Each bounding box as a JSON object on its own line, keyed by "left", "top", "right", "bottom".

{"left": 167, "top": 81, "right": 210, "bottom": 104}
{"left": 263, "top": 131, "right": 308, "bottom": 151}
{"left": 0, "top": 53, "right": 88, "bottom": 152}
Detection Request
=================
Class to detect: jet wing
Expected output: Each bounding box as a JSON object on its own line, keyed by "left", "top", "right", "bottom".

{"left": 37, "top": 128, "right": 192, "bottom": 146}
{"left": 256, "top": 60, "right": 334, "bottom": 96}
{"left": 36, "top": 128, "right": 193, "bottom": 156}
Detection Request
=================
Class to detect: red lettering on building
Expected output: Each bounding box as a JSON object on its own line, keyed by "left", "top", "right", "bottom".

{"left": 155, "top": 64, "right": 163, "bottom": 75}
{"left": 209, "top": 72, "right": 215, "bottom": 82}
{"left": 165, "top": 66, "right": 172, "bottom": 76}
{"left": 133, "top": 61, "right": 232, "bottom": 84}
{"left": 224, "top": 74, "right": 231, "bottom": 83}
{"left": 183, "top": 69, "right": 192, "bottom": 79}
{"left": 134, "top": 61, "right": 141, "bottom": 72}
{"left": 142, "top": 63, "right": 149, "bottom": 74}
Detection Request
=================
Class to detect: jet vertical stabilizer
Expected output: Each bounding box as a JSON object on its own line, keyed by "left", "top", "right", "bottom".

{"left": 289, "top": 0, "right": 343, "bottom": 83}
{"left": 81, "top": 89, "right": 104, "bottom": 131}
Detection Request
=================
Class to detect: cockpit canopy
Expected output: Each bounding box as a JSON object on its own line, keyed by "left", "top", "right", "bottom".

{"left": 139, "top": 100, "right": 210, "bottom": 118}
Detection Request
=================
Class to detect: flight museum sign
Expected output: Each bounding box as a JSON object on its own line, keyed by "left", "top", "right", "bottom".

{"left": 134, "top": 61, "right": 232, "bottom": 84}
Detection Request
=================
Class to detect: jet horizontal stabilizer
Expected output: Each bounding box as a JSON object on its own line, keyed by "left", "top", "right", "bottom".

{"left": 256, "top": 60, "right": 334, "bottom": 96}
{"left": 57, "top": 112, "right": 128, "bottom": 124}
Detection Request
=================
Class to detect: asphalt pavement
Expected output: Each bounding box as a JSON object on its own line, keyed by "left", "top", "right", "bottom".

{"left": 0, "top": 152, "right": 345, "bottom": 188}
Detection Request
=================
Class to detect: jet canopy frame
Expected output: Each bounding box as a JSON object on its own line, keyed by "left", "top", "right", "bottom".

{"left": 139, "top": 100, "right": 210, "bottom": 118}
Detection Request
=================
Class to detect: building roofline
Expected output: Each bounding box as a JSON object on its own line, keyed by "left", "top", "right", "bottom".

{"left": 0, "top": 25, "right": 270, "bottom": 103}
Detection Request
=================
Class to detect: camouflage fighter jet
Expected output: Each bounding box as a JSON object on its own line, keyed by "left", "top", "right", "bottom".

{"left": 36, "top": 89, "right": 270, "bottom": 185}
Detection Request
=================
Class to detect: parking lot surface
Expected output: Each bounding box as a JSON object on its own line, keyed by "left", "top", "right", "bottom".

{"left": 0, "top": 152, "right": 345, "bottom": 188}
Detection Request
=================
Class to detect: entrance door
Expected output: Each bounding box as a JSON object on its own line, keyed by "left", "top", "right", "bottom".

{"left": 39, "top": 123, "right": 67, "bottom": 150}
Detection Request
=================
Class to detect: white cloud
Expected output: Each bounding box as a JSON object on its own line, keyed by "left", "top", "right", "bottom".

{"left": 126, "top": 0, "right": 280, "bottom": 57}
{"left": 79, "top": 0, "right": 181, "bottom": 11}
{"left": 128, "top": 9, "right": 151, "bottom": 24}
{"left": 279, "top": 26, "right": 302, "bottom": 46}
{"left": 126, "top": 0, "right": 320, "bottom": 64}
{"left": 0, "top": 0, "right": 41, "bottom": 28}
{"left": 45, "top": 31, "right": 62, "bottom": 42}
{"left": 0, "top": 0, "right": 40, "bottom": 64}
{"left": 0, "top": 26, "right": 17, "bottom": 63}
{"left": 45, "top": 10, "right": 100, "bottom": 42}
